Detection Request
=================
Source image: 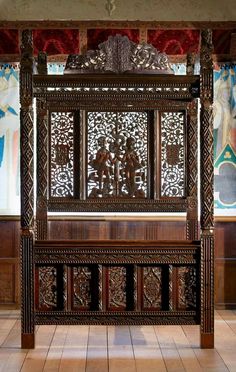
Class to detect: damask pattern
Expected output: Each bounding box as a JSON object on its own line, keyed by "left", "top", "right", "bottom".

{"left": 50, "top": 112, "right": 74, "bottom": 197}
{"left": 160, "top": 111, "right": 185, "bottom": 197}
{"left": 87, "top": 111, "right": 148, "bottom": 198}
{"left": 73, "top": 266, "right": 92, "bottom": 309}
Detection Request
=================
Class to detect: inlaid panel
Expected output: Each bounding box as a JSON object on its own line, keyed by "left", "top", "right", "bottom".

{"left": 87, "top": 111, "right": 149, "bottom": 198}
{"left": 72, "top": 266, "right": 92, "bottom": 310}
{"left": 142, "top": 266, "right": 162, "bottom": 310}
{"left": 36, "top": 266, "right": 57, "bottom": 311}
{"left": 107, "top": 266, "right": 127, "bottom": 310}
{"left": 160, "top": 111, "right": 185, "bottom": 197}
{"left": 50, "top": 111, "right": 74, "bottom": 197}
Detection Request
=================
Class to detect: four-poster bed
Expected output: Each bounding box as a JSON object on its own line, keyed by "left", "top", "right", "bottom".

{"left": 20, "top": 30, "right": 214, "bottom": 348}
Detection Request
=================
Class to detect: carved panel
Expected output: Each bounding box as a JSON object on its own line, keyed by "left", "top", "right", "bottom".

{"left": 72, "top": 266, "right": 92, "bottom": 310}
{"left": 142, "top": 266, "right": 162, "bottom": 310}
{"left": 65, "top": 34, "right": 173, "bottom": 74}
{"left": 177, "top": 266, "right": 197, "bottom": 310}
{"left": 87, "top": 111, "right": 148, "bottom": 198}
{"left": 107, "top": 266, "right": 126, "bottom": 310}
{"left": 160, "top": 111, "right": 185, "bottom": 197}
{"left": 50, "top": 111, "right": 74, "bottom": 197}
{"left": 38, "top": 266, "right": 57, "bottom": 311}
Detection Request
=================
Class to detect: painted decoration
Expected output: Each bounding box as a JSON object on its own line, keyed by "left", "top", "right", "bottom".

{"left": 214, "top": 64, "right": 236, "bottom": 214}
{"left": 0, "top": 64, "right": 20, "bottom": 214}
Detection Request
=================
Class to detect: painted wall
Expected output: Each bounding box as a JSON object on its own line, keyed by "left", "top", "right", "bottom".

{"left": 0, "top": 0, "right": 235, "bottom": 21}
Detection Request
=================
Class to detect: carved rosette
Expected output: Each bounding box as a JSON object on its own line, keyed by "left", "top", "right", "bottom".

{"left": 65, "top": 35, "right": 173, "bottom": 74}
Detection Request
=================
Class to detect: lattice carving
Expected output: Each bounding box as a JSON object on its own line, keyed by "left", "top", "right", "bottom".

{"left": 178, "top": 266, "right": 197, "bottom": 310}
{"left": 160, "top": 111, "right": 185, "bottom": 197}
{"left": 143, "top": 267, "right": 162, "bottom": 309}
{"left": 50, "top": 112, "right": 74, "bottom": 197}
{"left": 108, "top": 266, "right": 126, "bottom": 309}
{"left": 73, "top": 266, "right": 92, "bottom": 309}
{"left": 87, "top": 111, "right": 148, "bottom": 198}
{"left": 38, "top": 266, "right": 57, "bottom": 310}
{"left": 65, "top": 34, "right": 173, "bottom": 74}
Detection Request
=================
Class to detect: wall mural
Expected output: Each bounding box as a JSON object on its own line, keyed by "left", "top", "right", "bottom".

{"left": 0, "top": 64, "right": 20, "bottom": 214}
{"left": 213, "top": 64, "right": 236, "bottom": 214}
{"left": 0, "top": 57, "right": 235, "bottom": 214}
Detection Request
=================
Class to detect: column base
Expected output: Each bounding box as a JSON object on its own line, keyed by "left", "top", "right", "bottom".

{"left": 21, "top": 333, "right": 35, "bottom": 349}
{"left": 200, "top": 332, "right": 214, "bottom": 348}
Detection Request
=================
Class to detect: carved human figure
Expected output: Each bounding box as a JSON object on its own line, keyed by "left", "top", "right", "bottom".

{"left": 122, "top": 137, "right": 142, "bottom": 196}
{"left": 90, "top": 136, "right": 113, "bottom": 193}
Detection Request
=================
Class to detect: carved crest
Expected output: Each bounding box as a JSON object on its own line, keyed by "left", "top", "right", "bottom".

{"left": 65, "top": 34, "right": 173, "bottom": 74}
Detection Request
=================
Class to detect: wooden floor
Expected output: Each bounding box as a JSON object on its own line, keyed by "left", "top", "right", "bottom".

{"left": 0, "top": 310, "right": 236, "bottom": 371}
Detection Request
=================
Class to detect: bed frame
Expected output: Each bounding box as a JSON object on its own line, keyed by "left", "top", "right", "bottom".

{"left": 20, "top": 30, "right": 214, "bottom": 348}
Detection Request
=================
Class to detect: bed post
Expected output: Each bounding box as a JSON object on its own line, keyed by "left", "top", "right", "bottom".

{"left": 36, "top": 52, "right": 48, "bottom": 240}
{"left": 20, "top": 29, "right": 35, "bottom": 349}
{"left": 200, "top": 29, "right": 214, "bottom": 348}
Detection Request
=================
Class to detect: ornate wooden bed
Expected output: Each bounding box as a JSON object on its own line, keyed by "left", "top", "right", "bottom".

{"left": 20, "top": 30, "right": 214, "bottom": 348}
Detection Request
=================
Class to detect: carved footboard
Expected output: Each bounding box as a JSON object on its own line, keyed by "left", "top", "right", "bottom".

{"left": 34, "top": 240, "right": 200, "bottom": 326}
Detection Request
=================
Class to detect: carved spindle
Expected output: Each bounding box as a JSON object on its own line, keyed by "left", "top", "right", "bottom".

{"left": 186, "top": 53, "right": 195, "bottom": 75}
{"left": 37, "top": 51, "right": 47, "bottom": 75}
{"left": 200, "top": 29, "right": 214, "bottom": 348}
{"left": 36, "top": 99, "right": 48, "bottom": 240}
{"left": 20, "top": 29, "right": 35, "bottom": 349}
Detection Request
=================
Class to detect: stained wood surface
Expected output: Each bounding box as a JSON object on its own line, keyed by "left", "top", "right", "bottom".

{"left": 0, "top": 310, "right": 236, "bottom": 371}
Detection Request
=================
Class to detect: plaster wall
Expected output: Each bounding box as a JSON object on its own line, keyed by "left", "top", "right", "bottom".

{"left": 0, "top": 0, "right": 235, "bottom": 22}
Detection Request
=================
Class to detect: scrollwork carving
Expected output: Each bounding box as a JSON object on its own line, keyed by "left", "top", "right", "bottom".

{"left": 65, "top": 35, "right": 173, "bottom": 74}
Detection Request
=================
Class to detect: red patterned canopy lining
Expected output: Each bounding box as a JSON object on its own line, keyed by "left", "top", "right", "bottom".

{"left": 0, "top": 28, "right": 235, "bottom": 55}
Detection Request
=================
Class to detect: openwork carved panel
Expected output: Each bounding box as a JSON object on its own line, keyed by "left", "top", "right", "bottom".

{"left": 72, "top": 266, "right": 92, "bottom": 310}
{"left": 38, "top": 266, "right": 57, "bottom": 311}
{"left": 87, "top": 111, "right": 148, "bottom": 199}
{"left": 50, "top": 112, "right": 74, "bottom": 197}
{"left": 143, "top": 267, "right": 162, "bottom": 310}
{"left": 160, "top": 111, "right": 185, "bottom": 197}
{"left": 108, "top": 266, "right": 126, "bottom": 310}
{"left": 177, "top": 266, "right": 197, "bottom": 310}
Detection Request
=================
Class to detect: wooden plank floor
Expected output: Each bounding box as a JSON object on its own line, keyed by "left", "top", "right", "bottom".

{"left": 0, "top": 310, "right": 236, "bottom": 371}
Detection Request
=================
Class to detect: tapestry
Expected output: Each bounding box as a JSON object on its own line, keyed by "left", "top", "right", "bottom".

{"left": 0, "top": 64, "right": 20, "bottom": 214}
{"left": 214, "top": 64, "right": 236, "bottom": 214}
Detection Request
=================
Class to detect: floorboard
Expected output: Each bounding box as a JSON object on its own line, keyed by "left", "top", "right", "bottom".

{"left": 0, "top": 310, "right": 235, "bottom": 371}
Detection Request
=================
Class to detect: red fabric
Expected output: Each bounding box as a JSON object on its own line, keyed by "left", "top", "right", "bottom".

{"left": 33, "top": 29, "right": 79, "bottom": 55}
{"left": 0, "top": 29, "right": 19, "bottom": 54}
{"left": 87, "top": 29, "right": 139, "bottom": 50}
{"left": 212, "top": 29, "right": 236, "bottom": 54}
{"left": 147, "top": 29, "right": 200, "bottom": 54}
